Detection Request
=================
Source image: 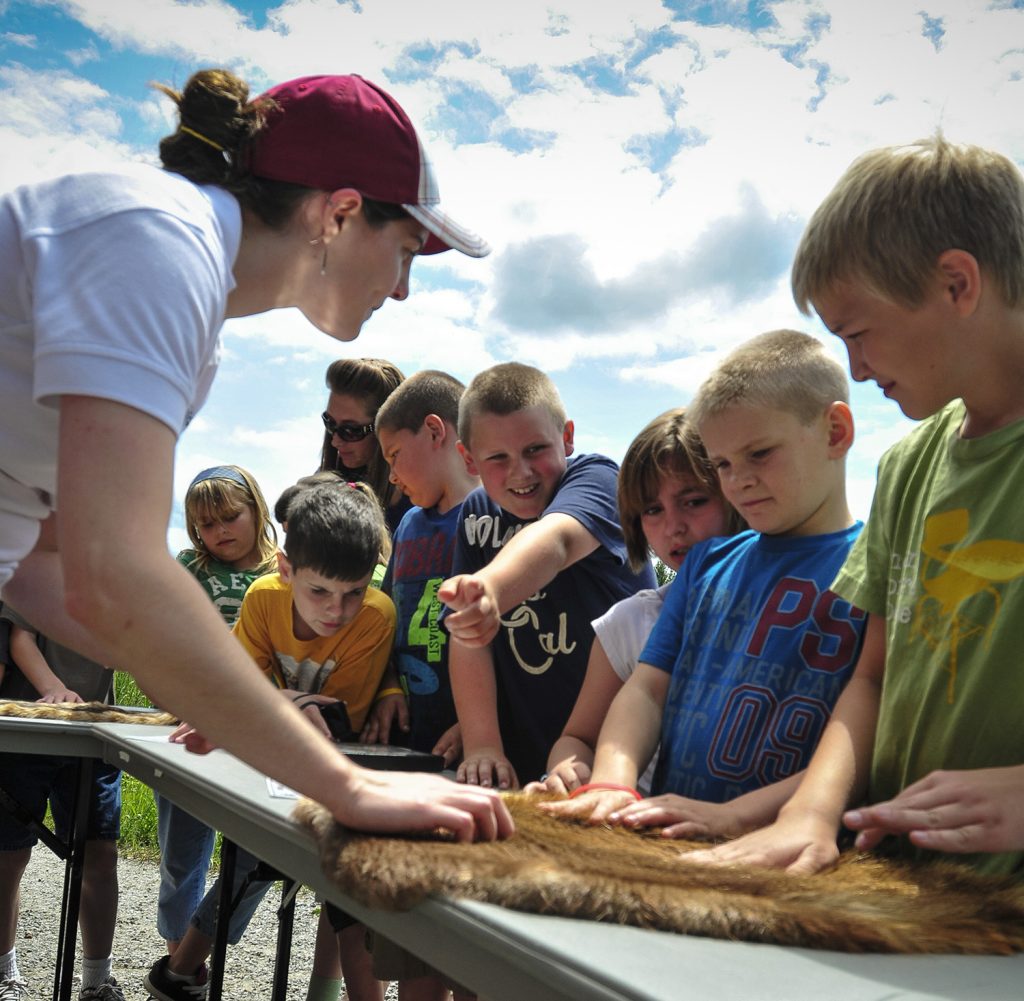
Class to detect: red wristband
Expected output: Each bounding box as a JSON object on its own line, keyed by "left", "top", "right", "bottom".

{"left": 568, "top": 782, "right": 642, "bottom": 801}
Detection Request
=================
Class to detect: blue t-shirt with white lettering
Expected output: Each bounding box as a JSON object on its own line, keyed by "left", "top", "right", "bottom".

{"left": 449, "top": 453, "right": 655, "bottom": 782}
{"left": 642, "top": 525, "right": 865, "bottom": 803}
{"left": 383, "top": 503, "right": 462, "bottom": 753}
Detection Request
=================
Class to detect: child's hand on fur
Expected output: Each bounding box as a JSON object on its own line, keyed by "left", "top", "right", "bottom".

{"left": 844, "top": 765, "right": 1024, "bottom": 855}
{"left": 540, "top": 787, "right": 638, "bottom": 825}
{"left": 609, "top": 794, "right": 742, "bottom": 839}
{"left": 36, "top": 686, "right": 84, "bottom": 704}
{"left": 438, "top": 574, "right": 501, "bottom": 647}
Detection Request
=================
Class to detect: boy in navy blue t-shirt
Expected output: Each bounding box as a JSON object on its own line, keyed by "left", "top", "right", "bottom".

{"left": 440, "top": 363, "right": 655, "bottom": 788}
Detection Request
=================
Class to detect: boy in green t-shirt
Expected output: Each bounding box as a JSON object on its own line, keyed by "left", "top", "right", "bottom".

{"left": 688, "top": 136, "right": 1024, "bottom": 877}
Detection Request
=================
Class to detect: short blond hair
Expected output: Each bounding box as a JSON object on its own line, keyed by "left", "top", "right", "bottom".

{"left": 459, "top": 363, "right": 567, "bottom": 448}
{"left": 792, "top": 135, "right": 1024, "bottom": 313}
{"left": 689, "top": 330, "right": 848, "bottom": 428}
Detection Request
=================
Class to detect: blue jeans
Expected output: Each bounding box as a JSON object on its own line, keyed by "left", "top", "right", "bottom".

{"left": 190, "top": 844, "right": 272, "bottom": 944}
{"left": 155, "top": 794, "right": 216, "bottom": 941}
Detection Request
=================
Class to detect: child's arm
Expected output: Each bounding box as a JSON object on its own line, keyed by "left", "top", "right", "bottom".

{"left": 533, "top": 636, "right": 625, "bottom": 796}
{"left": 9, "top": 624, "right": 84, "bottom": 703}
{"left": 542, "top": 661, "right": 669, "bottom": 823}
{"left": 607, "top": 772, "right": 806, "bottom": 839}
{"left": 683, "top": 613, "right": 885, "bottom": 873}
{"left": 440, "top": 513, "right": 598, "bottom": 646}
{"left": 359, "top": 659, "right": 409, "bottom": 745}
{"left": 450, "top": 640, "right": 517, "bottom": 789}
{"left": 843, "top": 765, "right": 1024, "bottom": 854}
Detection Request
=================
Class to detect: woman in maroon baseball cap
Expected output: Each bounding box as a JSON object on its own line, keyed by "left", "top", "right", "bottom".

{"left": 0, "top": 68, "right": 509, "bottom": 844}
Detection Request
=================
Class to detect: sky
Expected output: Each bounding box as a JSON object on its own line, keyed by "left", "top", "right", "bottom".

{"left": 2, "top": 0, "right": 1022, "bottom": 553}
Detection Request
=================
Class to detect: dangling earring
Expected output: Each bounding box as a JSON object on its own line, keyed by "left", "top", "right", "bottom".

{"left": 320, "top": 244, "right": 328, "bottom": 277}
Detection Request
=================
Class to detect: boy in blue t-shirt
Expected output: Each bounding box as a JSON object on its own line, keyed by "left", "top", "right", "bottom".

{"left": 441, "top": 363, "right": 655, "bottom": 788}
{"left": 365, "top": 369, "right": 481, "bottom": 762}
{"left": 547, "top": 331, "right": 866, "bottom": 837}
{"left": 367, "top": 370, "right": 482, "bottom": 1001}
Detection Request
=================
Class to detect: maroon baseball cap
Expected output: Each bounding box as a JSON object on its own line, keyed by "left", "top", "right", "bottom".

{"left": 248, "top": 75, "right": 489, "bottom": 258}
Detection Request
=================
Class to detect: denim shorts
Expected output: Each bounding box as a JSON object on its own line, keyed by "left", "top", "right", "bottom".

{"left": 0, "top": 751, "right": 121, "bottom": 849}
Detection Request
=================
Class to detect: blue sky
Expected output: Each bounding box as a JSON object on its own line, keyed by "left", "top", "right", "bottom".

{"left": 2, "top": 0, "right": 1022, "bottom": 552}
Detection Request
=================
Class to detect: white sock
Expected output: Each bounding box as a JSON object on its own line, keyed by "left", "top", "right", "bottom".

{"left": 81, "top": 956, "right": 112, "bottom": 989}
{"left": 0, "top": 948, "right": 19, "bottom": 981}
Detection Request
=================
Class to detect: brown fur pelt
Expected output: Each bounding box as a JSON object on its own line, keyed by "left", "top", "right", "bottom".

{"left": 0, "top": 699, "right": 177, "bottom": 726}
{"left": 294, "top": 792, "right": 1024, "bottom": 955}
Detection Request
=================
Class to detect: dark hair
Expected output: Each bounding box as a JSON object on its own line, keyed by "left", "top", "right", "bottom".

{"left": 375, "top": 370, "right": 465, "bottom": 433}
{"left": 155, "top": 69, "right": 411, "bottom": 231}
{"left": 273, "top": 470, "right": 346, "bottom": 525}
{"left": 283, "top": 482, "right": 386, "bottom": 580}
{"left": 319, "top": 357, "right": 405, "bottom": 510}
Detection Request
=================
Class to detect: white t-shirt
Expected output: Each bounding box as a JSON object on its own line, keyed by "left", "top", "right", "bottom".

{"left": 0, "top": 164, "right": 241, "bottom": 579}
{"left": 591, "top": 583, "right": 670, "bottom": 795}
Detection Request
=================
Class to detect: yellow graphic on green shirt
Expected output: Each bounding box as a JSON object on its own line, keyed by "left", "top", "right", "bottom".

{"left": 914, "top": 509, "right": 1024, "bottom": 703}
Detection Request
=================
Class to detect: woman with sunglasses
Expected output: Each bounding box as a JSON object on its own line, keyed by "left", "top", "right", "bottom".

{"left": 319, "top": 358, "right": 413, "bottom": 535}
{"left": 0, "top": 69, "right": 512, "bottom": 845}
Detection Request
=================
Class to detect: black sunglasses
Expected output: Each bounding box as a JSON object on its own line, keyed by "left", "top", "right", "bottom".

{"left": 322, "top": 411, "right": 375, "bottom": 442}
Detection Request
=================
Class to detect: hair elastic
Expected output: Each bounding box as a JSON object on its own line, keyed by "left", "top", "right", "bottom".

{"left": 180, "top": 125, "right": 225, "bottom": 152}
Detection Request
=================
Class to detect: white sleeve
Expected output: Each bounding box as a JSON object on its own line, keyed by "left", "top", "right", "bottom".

{"left": 30, "top": 208, "right": 227, "bottom": 434}
{"left": 592, "top": 587, "right": 667, "bottom": 683}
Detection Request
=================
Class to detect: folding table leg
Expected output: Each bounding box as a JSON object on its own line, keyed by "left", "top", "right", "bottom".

{"left": 208, "top": 838, "right": 236, "bottom": 1001}
{"left": 270, "top": 879, "right": 298, "bottom": 1001}
{"left": 54, "top": 758, "right": 93, "bottom": 1001}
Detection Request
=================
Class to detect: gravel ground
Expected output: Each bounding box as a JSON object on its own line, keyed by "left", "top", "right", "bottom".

{"left": 16, "top": 846, "right": 399, "bottom": 1000}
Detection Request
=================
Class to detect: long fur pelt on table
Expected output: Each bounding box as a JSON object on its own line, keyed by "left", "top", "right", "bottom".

{"left": 0, "top": 699, "right": 176, "bottom": 726}
{"left": 294, "top": 792, "right": 1024, "bottom": 955}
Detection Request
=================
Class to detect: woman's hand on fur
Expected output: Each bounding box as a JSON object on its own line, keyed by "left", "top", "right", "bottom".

{"left": 457, "top": 746, "right": 518, "bottom": 790}
{"left": 609, "top": 794, "right": 743, "bottom": 839}
{"left": 359, "top": 692, "right": 408, "bottom": 745}
{"left": 340, "top": 768, "right": 515, "bottom": 844}
{"left": 37, "top": 687, "right": 84, "bottom": 704}
{"left": 679, "top": 811, "right": 840, "bottom": 875}
{"left": 432, "top": 722, "right": 463, "bottom": 768}
{"left": 540, "top": 788, "right": 638, "bottom": 825}
{"left": 844, "top": 766, "right": 1024, "bottom": 855}
{"left": 438, "top": 574, "right": 501, "bottom": 647}
{"left": 524, "top": 759, "right": 591, "bottom": 797}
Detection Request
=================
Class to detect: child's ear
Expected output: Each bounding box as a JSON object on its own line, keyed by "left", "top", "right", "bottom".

{"left": 424, "top": 414, "right": 446, "bottom": 447}
{"left": 276, "top": 550, "right": 292, "bottom": 581}
{"left": 457, "top": 440, "right": 479, "bottom": 476}
{"left": 936, "top": 249, "right": 982, "bottom": 316}
{"left": 562, "top": 420, "right": 575, "bottom": 457}
{"left": 824, "top": 401, "right": 854, "bottom": 457}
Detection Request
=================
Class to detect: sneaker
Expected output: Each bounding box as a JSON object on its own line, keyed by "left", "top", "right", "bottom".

{"left": 80, "top": 976, "right": 126, "bottom": 1001}
{"left": 143, "top": 956, "right": 208, "bottom": 1001}
{"left": 0, "top": 976, "right": 27, "bottom": 1001}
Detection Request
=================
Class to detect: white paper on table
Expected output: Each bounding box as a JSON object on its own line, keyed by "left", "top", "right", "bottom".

{"left": 266, "top": 778, "right": 299, "bottom": 799}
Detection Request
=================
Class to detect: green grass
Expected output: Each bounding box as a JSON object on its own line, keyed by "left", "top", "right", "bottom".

{"left": 112, "top": 672, "right": 162, "bottom": 859}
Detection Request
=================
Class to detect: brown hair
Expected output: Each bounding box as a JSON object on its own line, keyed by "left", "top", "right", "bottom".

{"left": 319, "top": 358, "right": 405, "bottom": 512}
{"left": 792, "top": 134, "right": 1024, "bottom": 312}
{"left": 617, "top": 409, "right": 744, "bottom": 572}
{"left": 375, "top": 370, "right": 465, "bottom": 433}
{"left": 458, "top": 362, "right": 567, "bottom": 448}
